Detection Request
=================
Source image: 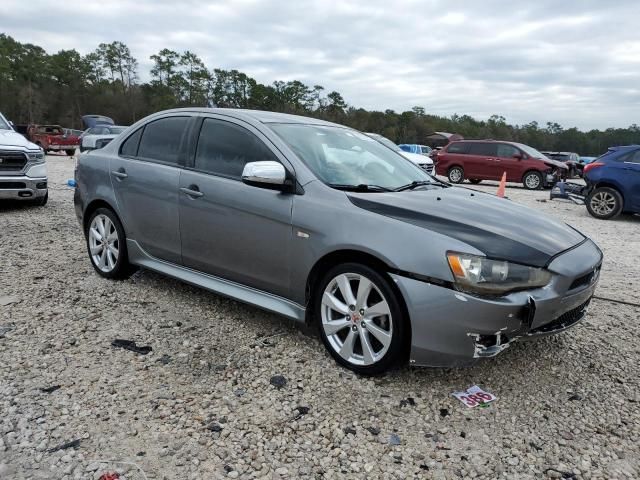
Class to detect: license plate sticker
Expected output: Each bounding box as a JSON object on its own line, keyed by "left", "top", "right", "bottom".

{"left": 452, "top": 385, "right": 497, "bottom": 408}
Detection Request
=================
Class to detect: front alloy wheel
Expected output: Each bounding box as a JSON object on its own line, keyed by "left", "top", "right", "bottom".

{"left": 86, "top": 208, "right": 135, "bottom": 279}
{"left": 523, "top": 171, "right": 542, "bottom": 190}
{"left": 317, "top": 264, "right": 405, "bottom": 374}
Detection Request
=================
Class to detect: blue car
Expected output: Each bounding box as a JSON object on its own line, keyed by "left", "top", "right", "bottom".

{"left": 399, "top": 144, "right": 432, "bottom": 156}
{"left": 583, "top": 145, "right": 640, "bottom": 219}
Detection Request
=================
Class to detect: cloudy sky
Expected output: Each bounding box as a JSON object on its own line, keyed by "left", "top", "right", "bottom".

{"left": 2, "top": 0, "right": 639, "bottom": 130}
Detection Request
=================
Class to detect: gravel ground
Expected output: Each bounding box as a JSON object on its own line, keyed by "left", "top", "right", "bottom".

{"left": 0, "top": 155, "right": 638, "bottom": 480}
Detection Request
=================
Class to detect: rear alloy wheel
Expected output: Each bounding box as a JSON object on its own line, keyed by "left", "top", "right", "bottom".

{"left": 316, "top": 263, "right": 405, "bottom": 375}
{"left": 448, "top": 166, "right": 464, "bottom": 184}
{"left": 86, "top": 208, "right": 135, "bottom": 279}
{"left": 586, "top": 187, "right": 623, "bottom": 220}
{"left": 523, "top": 171, "right": 543, "bottom": 190}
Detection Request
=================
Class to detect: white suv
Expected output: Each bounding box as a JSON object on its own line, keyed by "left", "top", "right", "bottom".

{"left": 0, "top": 112, "right": 48, "bottom": 205}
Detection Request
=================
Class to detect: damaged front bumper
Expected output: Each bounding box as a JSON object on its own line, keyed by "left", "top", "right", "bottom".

{"left": 391, "top": 238, "right": 602, "bottom": 367}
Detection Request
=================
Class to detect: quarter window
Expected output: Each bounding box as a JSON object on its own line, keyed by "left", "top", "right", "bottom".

{"left": 195, "top": 118, "right": 278, "bottom": 178}
{"left": 625, "top": 150, "right": 640, "bottom": 164}
{"left": 120, "top": 128, "right": 143, "bottom": 157}
{"left": 447, "top": 143, "right": 469, "bottom": 154}
{"left": 137, "top": 116, "right": 189, "bottom": 164}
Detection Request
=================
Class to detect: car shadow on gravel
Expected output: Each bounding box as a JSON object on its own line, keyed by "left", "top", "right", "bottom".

{"left": 0, "top": 200, "right": 44, "bottom": 212}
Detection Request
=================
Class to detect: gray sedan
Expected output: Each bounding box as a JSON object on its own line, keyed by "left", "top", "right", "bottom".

{"left": 73, "top": 108, "right": 602, "bottom": 374}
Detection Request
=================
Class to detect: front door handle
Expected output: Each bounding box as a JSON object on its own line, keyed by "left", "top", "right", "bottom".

{"left": 112, "top": 168, "right": 128, "bottom": 179}
{"left": 180, "top": 185, "right": 204, "bottom": 198}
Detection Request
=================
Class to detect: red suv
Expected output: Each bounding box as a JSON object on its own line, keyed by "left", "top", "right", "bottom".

{"left": 435, "top": 140, "right": 568, "bottom": 189}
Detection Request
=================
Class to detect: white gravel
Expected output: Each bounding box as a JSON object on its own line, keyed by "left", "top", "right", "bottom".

{"left": 0, "top": 155, "right": 638, "bottom": 479}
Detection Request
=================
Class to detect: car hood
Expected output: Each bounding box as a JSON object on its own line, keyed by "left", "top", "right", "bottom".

{"left": 539, "top": 157, "right": 569, "bottom": 170}
{"left": 347, "top": 186, "right": 585, "bottom": 268}
{"left": 0, "top": 129, "right": 39, "bottom": 150}
{"left": 400, "top": 151, "right": 433, "bottom": 165}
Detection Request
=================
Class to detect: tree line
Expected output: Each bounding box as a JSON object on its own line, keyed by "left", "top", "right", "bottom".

{"left": 1, "top": 33, "right": 638, "bottom": 156}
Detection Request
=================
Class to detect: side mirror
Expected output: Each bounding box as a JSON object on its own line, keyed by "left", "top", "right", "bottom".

{"left": 242, "top": 161, "right": 288, "bottom": 191}
{"left": 512, "top": 153, "right": 523, "bottom": 160}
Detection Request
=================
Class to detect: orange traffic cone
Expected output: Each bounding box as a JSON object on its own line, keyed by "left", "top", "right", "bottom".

{"left": 496, "top": 172, "right": 507, "bottom": 198}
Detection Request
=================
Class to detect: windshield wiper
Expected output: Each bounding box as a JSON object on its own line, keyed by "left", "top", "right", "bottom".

{"left": 329, "top": 183, "right": 393, "bottom": 192}
{"left": 394, "top": 180, "right": 434, "bottom": 191}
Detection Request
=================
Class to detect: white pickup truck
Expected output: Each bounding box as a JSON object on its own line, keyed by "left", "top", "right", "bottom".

{"left": 0, "top": 112, "right": 48, "bottom": 205}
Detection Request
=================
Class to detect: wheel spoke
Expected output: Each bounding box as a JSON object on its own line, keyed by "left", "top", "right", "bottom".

{"left": 106, "top": 250, "right": 115, "bottom": 269}
{"left": 336, "top": 274, "right": 356, "bottom": 306}
{"left": 360, "top": 329, "right": 376, "bottom": 365}
{"left": 366, "top": 321, "right": 392, "bottom": 348}
{"left": 322, "top": 292, "right": 349, "bottom": 315}
{"left": 96, "top": 217, "right": 105, "bottom": 237}
{"left": 90, "top": 227, "right": 102, "bottom": 242}
{"left": 365, "top": 300, "right": 390, "bottom": 318}
{"left": 107, "top": 231, "right": 118, "bottom": 242}
{"left": 338, "top": 329, "right": 356, "bottom": 360}
{"left": 90, "top": 245, "right": 103, "bottom": 255}
{"left": 109, "top": 244, "right": 119, "bottom": 258}
{"left": 356, "top": 277, "right": 372, "bottom": 309}
{"left": 324, "top": 318, "right": 351, "bottom": 335}
{"left": 99, "top": 249, "right": 108, "bottom": 269}
{"left": 103, "top": 217, "right": 112, "bottom": 236}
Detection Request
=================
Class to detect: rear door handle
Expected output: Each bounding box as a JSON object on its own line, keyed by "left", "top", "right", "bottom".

{"left": 180, "top": 185, "right": 204, "bottom": 198}
{"left": 111, "top": 168, "right": 128, "bottom": 179}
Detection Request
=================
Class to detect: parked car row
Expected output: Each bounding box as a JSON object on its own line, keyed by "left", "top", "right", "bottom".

{"left": 72, "top": 108, "right": 603, "bottom": 374}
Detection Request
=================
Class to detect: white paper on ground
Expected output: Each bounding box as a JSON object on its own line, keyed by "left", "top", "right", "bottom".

{"left": 451, "top": 385, "right": 498, "bottom": 408}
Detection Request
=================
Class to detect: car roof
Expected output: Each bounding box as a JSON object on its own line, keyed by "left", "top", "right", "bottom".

{"left": 155, "top": 108, "right": 343, "bottom": 127}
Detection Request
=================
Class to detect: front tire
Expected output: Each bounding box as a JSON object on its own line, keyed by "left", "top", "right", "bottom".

{"left": 448, "top": 166, "right": 464, "bottom": 184}
{"left": 86, "top": 208, "right": 135, "bottom": 279}
{"left": 315, "top": 263, "right": 406, "bottom": 375}
{"left": 523, "top": 171, "right": 543, "bottom": 190}
{"left": 586, "top": 187, "right": 623, "bottom": 220}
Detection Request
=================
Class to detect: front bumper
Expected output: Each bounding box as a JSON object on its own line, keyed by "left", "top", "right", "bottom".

{"left": 0, "top": 175, "right": 48, "bottom": 200}
{"left": 393, "top": 239, "right": 602, "bottom": 367}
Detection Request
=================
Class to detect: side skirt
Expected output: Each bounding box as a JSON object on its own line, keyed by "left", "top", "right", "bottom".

{"left": 127, "top": 239, "right": 306, "bottom": 322}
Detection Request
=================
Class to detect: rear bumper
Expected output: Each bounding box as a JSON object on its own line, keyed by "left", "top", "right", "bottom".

{"left": 0, "top": 175, "right": 48, "bottom": 200}
{"left": 393, "top": 239, "right": 602, "bottom": 367}
{"left": 47, "top": 144, "right": 77, "bottom": 151}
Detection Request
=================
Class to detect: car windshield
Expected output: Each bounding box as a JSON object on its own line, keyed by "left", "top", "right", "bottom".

{"left": 109, "top": 127, "right": 127, "bottom": 134}
{"left": 270, "top": 124, "right": 433, "bottom": 191}
{"left": 366, "top": 133, "right": 402, "bottom": 152}
{"left": 515, "top": 143, "right": 549, "bottom": 159}
{"left": 0, "top": 116, "right": 10, "bottom": 130}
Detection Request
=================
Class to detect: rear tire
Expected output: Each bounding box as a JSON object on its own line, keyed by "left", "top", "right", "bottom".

{"left": 586, "top": 187, "right": 623, "bottom": 220}
{"left": 86, "top": 207, "right": 136, "bottom": 279}
{"left": 315, "top": 263, "right": 406, "bottom": 375}
{"left": 523, "top": 171, "right": 543, "bottom": 190}
{"left": 447, "top": 166, "right": 464, "bottom": 184}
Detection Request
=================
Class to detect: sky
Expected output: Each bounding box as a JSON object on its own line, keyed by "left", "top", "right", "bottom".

{"left": 2, "top": 0, "right": 639, "bottom": 130}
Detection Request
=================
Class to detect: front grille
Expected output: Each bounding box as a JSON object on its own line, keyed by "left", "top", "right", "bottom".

{"left": 421, "top": 164, "right": 434, "bottom": 175}
{"left": 0, "top": 150, "right": 28, "bottom": 171}
{"left": 530, "top": 298, "right": 591, "bottom": 334}
{"left": 569, "top": 264, "right": 601, "bottom": 291}
{"left": 0, "top": 182, "right": 26, "bottom": 189}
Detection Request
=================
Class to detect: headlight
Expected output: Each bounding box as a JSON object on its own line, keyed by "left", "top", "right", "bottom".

{"left": 28, "top": 151, "right": 45, "bottom": 162}
{"left": 447, "top": 252, "right": 552, "bottom": 295}
{"left": 26, "top": 163, "right": 47, "bottom": 178}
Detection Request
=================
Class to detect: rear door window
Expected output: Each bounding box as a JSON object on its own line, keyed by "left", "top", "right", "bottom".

{"left": 194, "top": 118, "right": 278, "bottom": 179}
{"left": 137, "top": 116, "right": 189, "bottom": 165}
{"left": 467, "top": 143, "right": 497, "bottom": 157}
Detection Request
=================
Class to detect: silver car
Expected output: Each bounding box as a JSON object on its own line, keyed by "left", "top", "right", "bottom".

{"left": 74, "top": 108, "right": 602, "bottom": 374}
